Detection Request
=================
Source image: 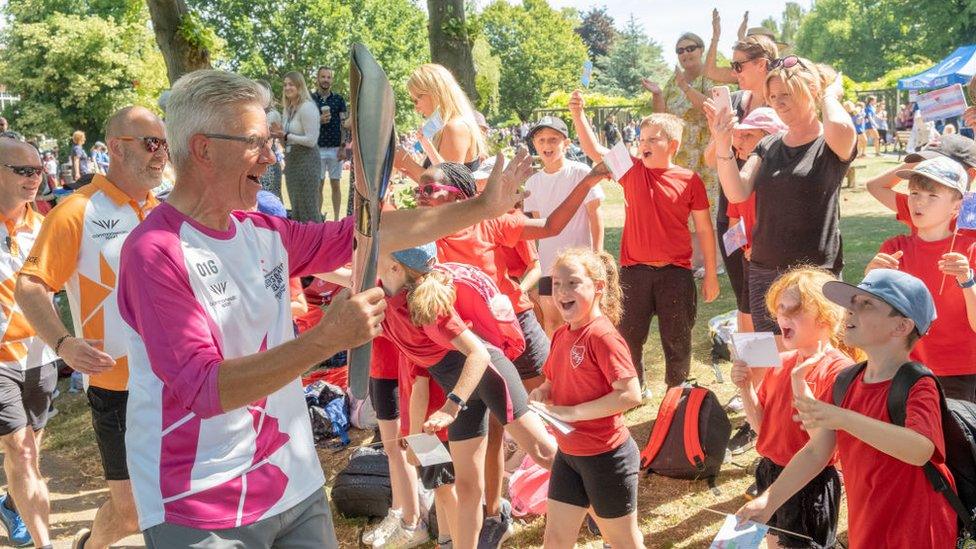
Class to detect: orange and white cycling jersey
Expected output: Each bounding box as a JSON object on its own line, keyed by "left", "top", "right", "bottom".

{"left": 0, "top": 205, "right": 56, "bottom": 371}
{"left": 22, "top": 175, "right": 158, "bottom": 390}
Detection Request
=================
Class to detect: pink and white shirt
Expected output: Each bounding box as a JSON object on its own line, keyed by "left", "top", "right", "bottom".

{"left": 117, "top": 202, "right": 353, "bottom": 530}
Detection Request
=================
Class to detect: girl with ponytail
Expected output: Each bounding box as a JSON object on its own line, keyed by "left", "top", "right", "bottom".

{"left": 729, "top": 266, "right": 861, "bottom": 549}
{"left": 527, "top": 248, "right": 644, "bottom": 549}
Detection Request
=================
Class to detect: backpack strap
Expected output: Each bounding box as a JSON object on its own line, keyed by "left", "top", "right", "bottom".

{"left": 832, "top": 361, "right": 867, "bottom": 407}
{"left": 886, "top": 362, "right": 976, "bottom": 537}
{"left": 640, "top": 387, "right": 683, "bottom": 469}
{"left": 683, "top": 387, "right": 708, "bottom": 472}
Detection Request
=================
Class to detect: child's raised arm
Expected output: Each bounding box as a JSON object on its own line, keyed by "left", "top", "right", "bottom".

{"left": 865, "top": 162, "right": 915, "bottom": 212}
{"left": 568, "top": 90, "right": 610, "bottom": 162}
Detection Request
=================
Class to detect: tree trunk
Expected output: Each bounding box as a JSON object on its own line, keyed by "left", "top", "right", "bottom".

{"left": 146, "top": 0, "right": 212, "bottom": 85}
{"left": 427, "top": 0, "right": 479, "bottom": 104}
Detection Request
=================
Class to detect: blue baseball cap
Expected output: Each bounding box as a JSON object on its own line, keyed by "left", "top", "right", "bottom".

{"left": 822, "top": 269, "right": 937, "bottom": 335}
{"left": 256, "top": 190, "right": 288, "bottom": 218}
{"left": 391, "top": 243, "right": 437, "bottom": 273}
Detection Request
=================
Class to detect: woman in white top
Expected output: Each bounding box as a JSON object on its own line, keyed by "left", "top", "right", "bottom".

{"left": 273, "top": 71, "right": 323, "bottom": 222}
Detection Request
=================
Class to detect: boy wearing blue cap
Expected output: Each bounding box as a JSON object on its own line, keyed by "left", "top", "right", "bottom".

{"left": 737, "top": 269, "right": 958, "bottom": 548}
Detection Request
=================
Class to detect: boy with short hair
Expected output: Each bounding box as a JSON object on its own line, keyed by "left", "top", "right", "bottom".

{"left": 569, "top": 90, "right": 719, "bottom": 391}
{"left": 737, "top": 269, "right": 958, "bottom": 548}
{"left": 865, "top": 156, "right": 976, "bottom": 401}
{"left": 524, "top": 116, "right": 605, "bottom": 336}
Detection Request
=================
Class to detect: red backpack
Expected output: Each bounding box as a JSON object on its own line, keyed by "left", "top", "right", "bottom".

{"left": 436, "top": 262, "right": 525, "bottom": 361}
{"left": 639, "top": 385, "right": 732, "bottom": 488}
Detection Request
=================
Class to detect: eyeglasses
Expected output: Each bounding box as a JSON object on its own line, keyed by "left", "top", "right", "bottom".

{"left": 730, "top": 57, "right": 766, "bottom": 73}
{"left": 117, "top": 136, "right": 169, "bottom": 153}
{"left": 203, "top": 133, "right": 273, "bottom": 151}
{"left": 414, "top": 183, "right": 464, "bottom": 197}
{"left": 675, "top": 44, "right": 700, "bottom": 55}
{"left": 2, "top": 164, "right": 43, "bottom": 178}
{"left": 769, "top": 56, "right": 808, "bottom": 71}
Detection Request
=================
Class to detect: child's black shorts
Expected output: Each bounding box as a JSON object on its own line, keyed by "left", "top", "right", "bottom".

{"left": 369, "top": 377, "right": 399, "bottom": 421}
{"left": 547, "top": 437, "right": 639, "bottom": 519}
{"left": 418, "top": 441, "right": 455, "bottom": 490}
{"left": 755, "top": 457, "right": 841, "bottom": 548}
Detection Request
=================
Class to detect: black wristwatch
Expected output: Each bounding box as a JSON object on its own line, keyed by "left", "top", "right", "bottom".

{"left": 959, "top": 270, "right": 976, "bottom": 289}
{"left": 446, "top": 392, "right": 467, "bottom": 411}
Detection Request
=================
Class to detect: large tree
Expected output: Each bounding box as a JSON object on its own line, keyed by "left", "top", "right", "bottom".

{"left": 479, "top": 0, "right": 588, "bottom": 120}
{"left": 576, "top": 7, "right": 617, "bottom": 58}
{"left": 595, "top": 15, "right": 668, "bottom": 97}
{"left": 146, "top": 0, "right": 215, "bottom": 84}
{"left": 427, "top": 0, "right": 478, "bottom": 103}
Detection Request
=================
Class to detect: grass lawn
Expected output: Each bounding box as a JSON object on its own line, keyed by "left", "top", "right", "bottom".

{"left": 35, "top": 153, "right": 910, "bottom": 548}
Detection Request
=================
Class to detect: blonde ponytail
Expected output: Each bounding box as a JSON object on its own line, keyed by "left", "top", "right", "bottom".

{"left": 405, "top": 268, "right": 456, "bottom": 326}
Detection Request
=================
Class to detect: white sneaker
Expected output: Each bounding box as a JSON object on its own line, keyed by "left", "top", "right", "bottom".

{"left": 363, "top": 508, "right": 402, "bottom": 546}
{"left": 726, "top": 394, "right": 744, "bottom": 412}
{"left": 642, "top": 388, "right": 654, "bottom": 402}
{"left": 376, "top": 520, "right": 430, "bottom": 549}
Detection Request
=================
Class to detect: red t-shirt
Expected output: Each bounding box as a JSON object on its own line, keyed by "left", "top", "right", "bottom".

{"left": 617, "top": 158, "right": 710, "bottom": 268}
{"left": 880, "top": 233, "right": 976, "bottom": 376}
{"left": 398, "top": 359, "right": 448, "bottom": 442}
{"left": 436, "top": 212, "right": 534, "bottom": 313}
{"left": 380, "top": 291, "right": 468, "bottom": 367}
{"left": 831, "top": 372, "right": 957, "bottom": 548}
{"left": 756, "top": 348, "right": 852, "bottom": 466}
{"left": 726, "top": 192, "right": 757, "bottom": 251}
{"left": 543, "top": 316, "right": 637, "bottom": 456}
{"left": 502, "top": 239, "right": 539, "bottom": 280}
{"left": 369, "top": 334, "right": 400, "bottom": 380}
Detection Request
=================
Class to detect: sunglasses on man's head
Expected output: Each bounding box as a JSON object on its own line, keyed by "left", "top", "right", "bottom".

{"left": 414, "top": 183, "right": 464, "bottom": 197}
{"left": 675, "top": 44, "right": 700, "bottom": 55}
{"left": 117, "top": 136, "right": 169, "bottom": 154}
{"left": 2, "top": 164, "right": 44, "bottom": 178}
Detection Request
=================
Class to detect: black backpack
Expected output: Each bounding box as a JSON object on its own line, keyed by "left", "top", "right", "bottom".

{"left": 331, "top": 447, "right": 392, "bottom": 518}
{"left": 832, "top": 361, "right": 976, "bottom": 540}
{"left": 639, "top": 385, "right": 732, "bottom": 488}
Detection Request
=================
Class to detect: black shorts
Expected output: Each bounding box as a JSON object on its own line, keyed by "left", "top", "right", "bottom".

{"left": 548, "top": 438, "right": 639, "bottom": 519}
{"left": 717, "top": 222, "right": 748, "bottom": 314}
{"left": 755, "top": 457, "right": 841, "bottom": 548}
{"left": 0, "top": 361, "right": 58, "bottom": 436}
{"left": 418, "top": 441, "right": 455, "bottom": 489}
{"left": 737, "top": 256, "right": 752, "bottom": 314}
{"left": 369, "top": 377, "right": 399, "bottom": 421}
{"left": 427, "top": 346, "right": 529, "bottom": 441}
{"left": 512, "top": 310, "right": 548, "bottom": 380}
{"left": 87, "top": 387, "right": 130, "bottom": 481}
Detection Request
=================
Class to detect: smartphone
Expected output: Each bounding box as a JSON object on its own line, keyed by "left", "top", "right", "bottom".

{"left": 538, "top": 276, "right": 553, "bottom": 296}
{"left": 711, "top": 85, "right": 732, "bottom": 116}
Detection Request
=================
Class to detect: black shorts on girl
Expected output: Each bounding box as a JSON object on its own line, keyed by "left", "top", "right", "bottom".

{"left": 427, "top": 345, "right": 529, "bottom": 441}
{"left": 547, "top": 437, "right": 639, "bottom": 519}
{"left": 755, "top": 457, "right": 841, "bottom": 548}
{"left": 418, "top": 441, "right": 455, "bottom": 490}
{"left": 512, "top": 310, "right": 549, "bottom": 380}
{"left": 369, "top": 377, "right": 399, "bottom": 421}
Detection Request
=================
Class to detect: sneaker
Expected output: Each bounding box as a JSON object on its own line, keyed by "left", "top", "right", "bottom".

{"left": 47, "top": 406, "right": 58, "bottom": 420}
{"left": 728, "top": 424, "right": 757, "bottom": 455}
{"left": 477, "top": 499, "right": 513, "bottom": 549}
{"left": 641, "top": 388, "right": 653, "bottom": 402}
{"left": 0, "top": 494, "right": 31, "bottom": 547}
{"left": 725, "top": 395, "right": 744, "bottom": 413}
{"left": 72, "top": 528, "right": 92, "bottom": 549}
{"left": 693, "top": 267, "right": 706, "bottom": 279}
{"left": 377, "top": 520, "right": 429, "bottom": 549}
{"left": 363, "top": 508, "right": 402, "bottom": 546}
{"left": 744, "top": 481, "right": 760, "bottom": 500}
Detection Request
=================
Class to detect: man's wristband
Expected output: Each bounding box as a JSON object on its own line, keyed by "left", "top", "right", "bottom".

{"left": 959, "top": 271, "right": 976, "bottom": 289}
{"left": 54, "top": 334, "right": 71, "bottom": 356}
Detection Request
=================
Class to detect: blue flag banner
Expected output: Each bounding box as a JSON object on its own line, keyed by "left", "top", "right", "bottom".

{"left": 960, "top": 192, "right": 976, "bottom": 230}
{"left": 581, "top": 60, "right": 593, "bottom": 88}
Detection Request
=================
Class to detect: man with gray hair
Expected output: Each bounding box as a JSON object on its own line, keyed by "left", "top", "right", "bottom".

{"left": 115, "top": 69, "right": 531, "bottom": 547}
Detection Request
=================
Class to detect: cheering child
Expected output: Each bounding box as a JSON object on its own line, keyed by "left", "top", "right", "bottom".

{"left": 731, "top": 267, "right": 858, "bottom": 549}
{"left": 528, "top": 249, "right": 644, "bottom": 549}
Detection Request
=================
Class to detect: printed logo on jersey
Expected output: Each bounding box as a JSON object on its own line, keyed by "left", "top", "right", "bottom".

{"left": 263, "top": 262, "right": 286, "bottom": 300}
{"left": 90, "top": 218, "right": 127, "bottom": 240}
{"left": 570, "top": 345, "right": 585, "bottom": 368}
{"left": 209, "top": 281, "right": 228, "bottom": 295}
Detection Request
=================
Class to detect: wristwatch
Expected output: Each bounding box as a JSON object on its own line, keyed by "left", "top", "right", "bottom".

{"left": 446, "top": 392, "right": 468, "bottom": 411}
{"left": 959, "top": 270, "right": 976, "bottom": 289}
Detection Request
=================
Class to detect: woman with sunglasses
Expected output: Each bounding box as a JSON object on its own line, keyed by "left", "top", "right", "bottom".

{"left": 705, "top": 57, "right": 857, "bottom": 336}
{"left": 273, "top": 71, "right": 324, "bottom": 222}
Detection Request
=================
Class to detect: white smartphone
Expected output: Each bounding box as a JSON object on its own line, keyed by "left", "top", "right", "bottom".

{"left": 711, "top": 85, "right": 732, "bottom": 116}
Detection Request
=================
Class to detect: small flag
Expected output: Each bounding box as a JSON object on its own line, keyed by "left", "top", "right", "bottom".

{"left": 960, "top": 192, "right": 976, "bottom": 230}
{"left": 581, "top": 60, "right": 593, "bottom": 88}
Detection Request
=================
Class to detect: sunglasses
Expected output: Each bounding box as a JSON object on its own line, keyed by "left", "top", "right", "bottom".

{"left": 2, "top": 164, "right": 44, "bottom": 178}
{"left": 675, "top": 44, "right": 700, "bottom": 55}
{"left": 769, "top": 56, "right": 807, "bottom": 71}
{"left": 203, "top": 133, "right": 273, "bottom": 151}
{"left": 117, "top": 136, "right": 169, "bottom": 153}
{"left": 731, "top": 57, "right": 766, "bottom": 73}
{"left": 414, "top": 183, "right": 464, "bottom": 197}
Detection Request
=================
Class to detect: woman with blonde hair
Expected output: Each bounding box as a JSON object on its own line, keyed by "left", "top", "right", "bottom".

{"left": 272, "top": 71, "right": 323, "bottom": 221}
{"left": 69, "top": 130, "right": 91, "bottom": 181}
{"left": 395, "top": 64, "right": 488, "bottom": 181}
{"left": 706, "top": 56, "right": 857, "bottom": 336}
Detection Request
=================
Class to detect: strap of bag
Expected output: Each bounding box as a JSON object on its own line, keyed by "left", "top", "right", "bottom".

{"left": 832, "top": 362, "right": 867, "bottom": 406}
{"left": 683, "top": 387, "right": 708, "bottom": 472}
{"left": 887, "top": 362, "right": 976, "bottom": 537}
{"left": 640, "top": 387, "right": 683, "bottom": 469}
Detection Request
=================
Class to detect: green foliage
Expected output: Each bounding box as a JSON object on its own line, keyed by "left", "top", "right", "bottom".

{"left": 178, "top": 10, "right": 225, "bottom": 56}
{"left": 592, "top": 15, "right": 668, "bottom": 97}
{"left": 5, "top": 0, "right": 142, "bottom": 24}
{"left": 853, "top": 62, "right": 934, "bottom": 91}
{"left": 575, "top": 6, "right": 617, "bottom": 58}
{"left": 479, "top": 0, "right": 588, "bottom": 120}
{"left": 190, "top": 0, "right": 429, "bottom": 130}
{"left": 472, "top": 37, "right": 500, "bottom": 118}
{"left": 545, "top": 89, "right": 648, "bottom": 110}
{"left": 0, "top": 8, "right": 167, "bottom": 143}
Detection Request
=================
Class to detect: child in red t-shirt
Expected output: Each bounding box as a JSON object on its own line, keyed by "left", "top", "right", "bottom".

{"left": 377, "top": 242, "right": 557, "bottom": 549}
{"left": 731, "top": 267, "right": 858, "bottom": 548}
{"left": 528, "top": 249, "right": 643, "bottom": 549}
{"left": 738, "top": 269, "right": 958, "bottom": 548}
{"left": 569, "top": 90, "right": 719, "bottom": 391}
{"left": 865, "top": 156, "right": 976, "bottom": 401}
